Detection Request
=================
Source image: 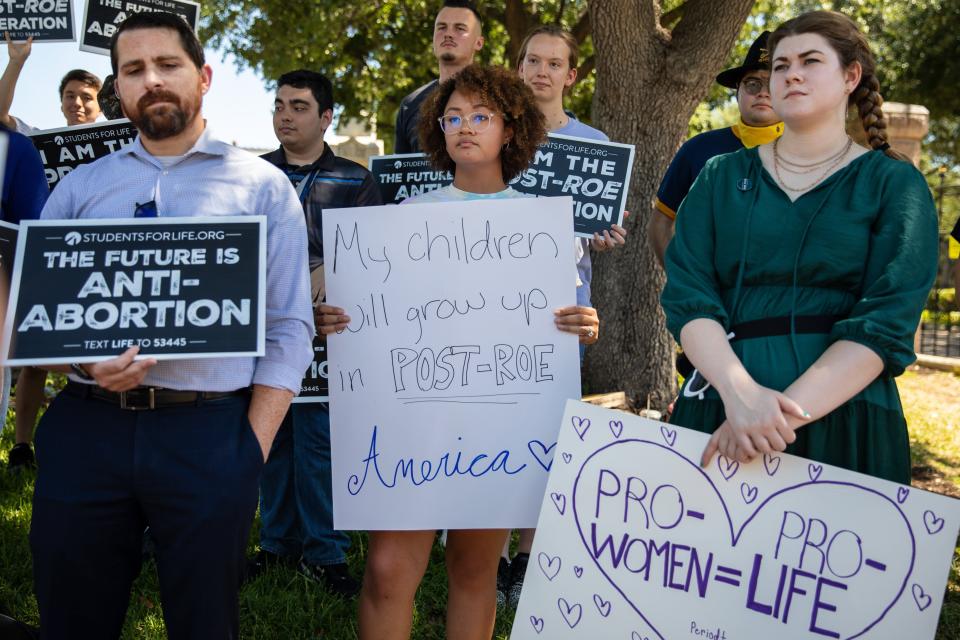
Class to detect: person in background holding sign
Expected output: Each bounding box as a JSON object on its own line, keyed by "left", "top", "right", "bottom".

{"left": 0, "top": 31, "right": 104, "bottom": 471}
{"left": 661, "top": 11, "right": 937, "bottom": 483}
{"left": 0, "top": 123, "right": 49, "bottom": 470}
{"left": 249, "top": 68, "right": 380, "bottom": 596}
{"left": 0, "top": 33, "right": 103, "bottom": 134}
{"left": 648, "top": 31, "right": 784, "bottom": 267}
{"left": 317, "top": 63, "right": 598, "bottom": 640}
{"left": 394, "top": 0, "right": 484, "bottom": 153}
{"left": 28, "top": 12, "right": 313, "bottom": 638}
{"left": 499, "top": 22, "right": 628, "bottom": 608}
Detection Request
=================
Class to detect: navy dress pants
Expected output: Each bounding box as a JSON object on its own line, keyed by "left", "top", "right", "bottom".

{"left": 30, "top": 387, "right": 263, "bottom": 640}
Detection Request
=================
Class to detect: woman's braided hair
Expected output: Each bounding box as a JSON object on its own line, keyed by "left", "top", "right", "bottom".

{"left": 768, "top": 10, "right": 910, "bottom": 163}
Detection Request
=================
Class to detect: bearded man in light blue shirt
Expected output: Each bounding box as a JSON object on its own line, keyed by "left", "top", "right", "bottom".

{"left": 28, "top": 12, "right": 314, "bottom": 640}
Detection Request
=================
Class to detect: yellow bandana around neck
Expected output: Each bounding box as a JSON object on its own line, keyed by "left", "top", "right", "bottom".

{"left": 731, "top": 119, "right": 784, "bottom": 148}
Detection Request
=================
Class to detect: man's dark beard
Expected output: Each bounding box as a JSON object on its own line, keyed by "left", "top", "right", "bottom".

{"left": 129, "top": 89, "right": 195, "bottom": 140}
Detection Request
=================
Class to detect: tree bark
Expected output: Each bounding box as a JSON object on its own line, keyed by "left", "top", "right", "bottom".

{"left": 584, "top": 0, "right": 754, "bottom": 411}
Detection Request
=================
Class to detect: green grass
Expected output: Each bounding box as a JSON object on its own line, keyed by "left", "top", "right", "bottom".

{"left": 1, "top": 371, "right": 959, "bottom": 638}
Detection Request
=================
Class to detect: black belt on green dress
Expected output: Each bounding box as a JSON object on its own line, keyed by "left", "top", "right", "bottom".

{"left": 676, "top": 314, "right": 844, "bottom": 378}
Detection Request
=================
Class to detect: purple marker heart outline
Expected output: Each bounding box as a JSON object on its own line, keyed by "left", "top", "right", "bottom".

{"left": 537, "top": 552, "right": 561, "bottom": 581}
{"left": 763, "top": 453, "right": 781, "bottom": 477}
{"left": 529, "top": 615, "right": 544, "bottom": 634}
{"left": 572, "top": 439, "right": 916, "bottom": 640}
{"left": 557, "top": 598, "right": 582, "bottom": 629}
{"left": 527, "top": 440, "right": 556, "bottom": 472}
{"left": 740, "top": 482, "right": 758, "bottom": 504}
{"left": 550, "top": 492, "right": 566, "bottom": 515}
{"left": 808, "top": 462, "right": 823, "bottom": 481}
{"left": 593, "top": 593, "right": 612, "bottom": 617}
{"left": 571, "top": 416, "right": 591, "bottom": 440}
{"left": 897, "top": 487, "right": 909, "bottom": 504}
{"left": 631, "top": 633, "right": 651, "bottom": 640}
{"left": 562, "top": 452, "right": 573, "bottom": 464}
{"left": 660, "top": 425, "right": 677, "bottom": 447}
{"left": 912, "top": 583, "right": 932, "bottom": 611}
{"left": 609, "top": 420, "right": 624, "bottom": 439}
{"left": 923, "top": 510, "right": 945, "bottom": 535}
{"left": 717, "top": 455, "right": 739, "bottom": 481}
{"left": 573, "top": 565, "right": 583, "bottom": 578}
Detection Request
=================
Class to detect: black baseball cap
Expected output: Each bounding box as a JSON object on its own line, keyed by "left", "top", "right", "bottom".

{"left": 716, "top": 31, "right": 771, "bottom": 89}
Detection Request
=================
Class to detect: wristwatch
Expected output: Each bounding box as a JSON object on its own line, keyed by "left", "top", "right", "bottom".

{"left": 69, "top": 363, "right": 94, "bottom": 381}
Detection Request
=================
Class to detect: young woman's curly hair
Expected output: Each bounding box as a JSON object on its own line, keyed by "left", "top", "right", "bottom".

{"left": 417, "top": 64, "right": 546, "bottom": 182}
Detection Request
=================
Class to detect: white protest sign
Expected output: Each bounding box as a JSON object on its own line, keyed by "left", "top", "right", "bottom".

{"left": 323, "top": 197, "right": 581, "bottom": 529}
{"left": 513, "top": 400, "right": 960, "bottom": 640}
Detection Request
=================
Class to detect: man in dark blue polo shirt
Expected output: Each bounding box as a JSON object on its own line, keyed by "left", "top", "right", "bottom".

{"left": 253, "top": 69, "right": 381, "bottom": 596}
{"left": 648, "top": 31, "right": 784, "bottom": 266}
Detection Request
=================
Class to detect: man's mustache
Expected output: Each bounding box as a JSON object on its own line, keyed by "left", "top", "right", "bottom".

{"left": 137, "top": 90, "right": 181, "bottom": 110}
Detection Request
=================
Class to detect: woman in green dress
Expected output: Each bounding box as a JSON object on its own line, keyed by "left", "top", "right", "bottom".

{"left": 661, "top": 10, "right": 938, "bottom": 483}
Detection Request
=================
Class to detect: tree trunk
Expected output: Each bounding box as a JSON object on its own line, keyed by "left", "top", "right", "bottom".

{"left": 585, "top": 0, "right": 755, "bottom": 411}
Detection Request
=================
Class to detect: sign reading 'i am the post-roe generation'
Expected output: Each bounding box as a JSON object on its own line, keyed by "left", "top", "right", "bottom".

{"left": 369, "top": 133, "right": 635, "bottom": 239}
{"left": 2, "top": 216, "right": 266, "bottom": 365}
{"left": 0, "top": 0, "right": 75, "bottom": 42}
{"left": 29, "top": 119, "right": 137, "bottom": 189}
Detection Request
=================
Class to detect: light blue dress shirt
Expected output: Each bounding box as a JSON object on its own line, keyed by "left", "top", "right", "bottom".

{"left": 40, "top": 126, "right": 315, "bottom": 394}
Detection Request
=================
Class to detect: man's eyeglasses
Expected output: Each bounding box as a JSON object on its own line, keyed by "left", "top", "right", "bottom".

{"left": 740, "top": 78, "right": 769, "bottom": 96}
{"left": 438, "top": 112, "right": 499, "bottom": 135}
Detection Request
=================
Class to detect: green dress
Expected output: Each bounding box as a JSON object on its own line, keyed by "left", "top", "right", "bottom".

{"left": 661, "top": 146, "right": 938, "bottom": 484}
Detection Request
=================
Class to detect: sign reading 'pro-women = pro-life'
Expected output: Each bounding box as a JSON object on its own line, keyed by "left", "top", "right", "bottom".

{"left": 2, "top": 216, "right": 266, "bottom": 365}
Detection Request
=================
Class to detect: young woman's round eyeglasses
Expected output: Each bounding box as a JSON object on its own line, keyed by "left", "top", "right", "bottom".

{"left": 438, "top": 112, "right": 500, "bottom": 134}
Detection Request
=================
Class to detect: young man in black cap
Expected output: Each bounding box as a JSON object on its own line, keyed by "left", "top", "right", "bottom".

{"left": 648, "top": 31, "right": 783, "bottom": 266}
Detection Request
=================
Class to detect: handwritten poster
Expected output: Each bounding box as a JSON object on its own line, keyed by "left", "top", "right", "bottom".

{"left": 323, "top": 197, "right": 581, "bottom": 529}
{"left": 512, "top": 400, "right": 960, "bottom": 640}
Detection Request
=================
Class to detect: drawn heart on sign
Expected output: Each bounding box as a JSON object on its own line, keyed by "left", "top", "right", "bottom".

{"left": 593, "top": 593, "right": 612, "bottom": 617}
{"left": 660, "top": 426, "right": 677, "bottom": 447}
{"left": 557, "top": 598, "right": 582, "bottom": 628}
{"left": 527, "top": 440, "right": 556, "bottom": 471}
{"left": 574, "top": 566, "right": 583, "bottom": 578}
{"left": 551, "top": 492, "right": 566, "bottom": 515}
{"left": 538, "top": 552, "right": 561, "bottom": 581}
{"left": 717, "top": 455, "right": 739, "bottom": 480}
{"left": 529, "top": 615, "right": 544, "bottom": 634}
{"left": 762, "top": 453, "right": 781, "bottom": 477}
{"left": 897, "top": 487, "right": 910, "bottom": 504}
{"left": 630, "top": 633, "right": 651, "bottom": 640}
{"left": 808, "top": 463, "right": 823, "bottom": 481}
{"left": 609, "top": 420, "right": 624, "bottom": 439}
{"left": 572, "top": 439, "right": 915, "bottom": 640}
{"left": 571, "top": 416, "right": 591, "bottom": 440}
{"left": 924, "top": 510, "right": 944, "bottom": 535}
{"left": 740, "top": 482, "right": 758, "bottom": 504}
{"left": 562, "top": 452, "right": 573, "bottom": 464}
{"left": 912, "top": 584, "right": 932, "bottom": 611}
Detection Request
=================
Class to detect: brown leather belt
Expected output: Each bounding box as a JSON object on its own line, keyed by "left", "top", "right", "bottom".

{"left": 65, "top": 381, "right": 249, "bottom": 411}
